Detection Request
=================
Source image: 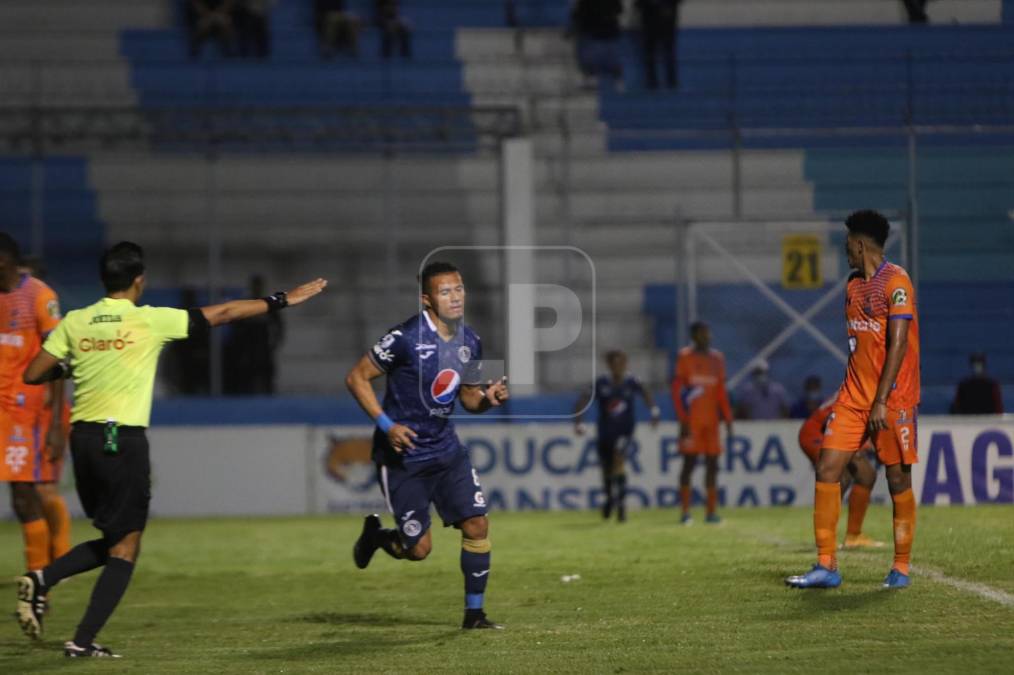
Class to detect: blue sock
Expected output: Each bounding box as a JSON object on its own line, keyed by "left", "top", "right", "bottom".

{"left": 461, "top": 538, "right": 491, "bottom": 610}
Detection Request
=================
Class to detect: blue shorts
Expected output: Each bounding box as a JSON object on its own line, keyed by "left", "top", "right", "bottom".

{"left": 376, "top": 450, "right": 488, "bottom": 548}
{"left": 598, "top": 427, "right": 634, "bottom": 467}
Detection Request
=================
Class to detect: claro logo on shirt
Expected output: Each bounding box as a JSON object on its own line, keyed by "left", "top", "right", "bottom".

{"left": 848, "top": 319, "right": 882, "bottom": 334}
{"left": 79, "top": 330, "right": 134, "bottom": 352}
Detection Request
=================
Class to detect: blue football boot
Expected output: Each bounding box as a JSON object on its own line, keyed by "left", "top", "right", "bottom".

{"left": 785, "top": 564, "right": 842, "bottom": 589}
{"left": 882, "top": 568, "right": 911, "bottom": 589}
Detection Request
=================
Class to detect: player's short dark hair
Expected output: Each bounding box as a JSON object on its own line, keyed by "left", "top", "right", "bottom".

{"left": 419, "top": 261, "right": 460, "bottom": 295}
{"left": 690, "top": 321, "right": 709, "bottom": 337}
{"left": 0, "top": 232, "right": 21, "bottom": 262}
{"left": 100, "top": 241, "right": 145, "bottom": 293}
{"left": 845, "top": 210, "right": 890, "bottom": 248}
{"left": 605, "top": 349, "right": 625, "bottom": 364}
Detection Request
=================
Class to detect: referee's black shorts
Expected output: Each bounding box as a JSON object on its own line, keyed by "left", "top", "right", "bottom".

{"left": 70, "top": 423, "right": 151, "bottom": 543}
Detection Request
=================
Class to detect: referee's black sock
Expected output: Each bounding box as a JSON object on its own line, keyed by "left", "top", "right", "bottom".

{"left": 40, "top": 539, "right": 109, "bottom": 592}
{"left": 72, "top": 557, "right": 134, "bottom": 647}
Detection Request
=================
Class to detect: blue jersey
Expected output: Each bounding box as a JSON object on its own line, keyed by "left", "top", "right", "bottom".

{"left": 593, "top": 374, "right": 643, "bottom": 438}
{"left": 368, "top": 312, "right": 483, "bottom": 464}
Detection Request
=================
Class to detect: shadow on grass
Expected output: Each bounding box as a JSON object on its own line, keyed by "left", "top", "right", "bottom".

{"left": 785, "top": 586, "right": 892, "bottom": 615}
{"left": 248, "top": 628, "right": 463, "bottom": 661}
{"left": 0, "top": 638, "right": 83, "bottom": 673}
{"left": 293, "top": 611, "right": 448, "bottom": 627}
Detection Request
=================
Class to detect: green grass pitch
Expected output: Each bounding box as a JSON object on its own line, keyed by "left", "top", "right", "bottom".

{"left": 2, "top": 505, "right": 1013, "bottom": 673}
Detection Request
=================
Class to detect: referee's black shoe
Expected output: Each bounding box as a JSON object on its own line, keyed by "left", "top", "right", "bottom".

{"left": 462, "top": 609, "right": 504, "bottom": 630}
{"left": 14, "top": 571, "right": 46, "bottom": 640}
{"left": 353, "top": 514, "right": 382, "bottom": 569}
{"left": 64, "top": 641, "right": 121, "bottom": 658}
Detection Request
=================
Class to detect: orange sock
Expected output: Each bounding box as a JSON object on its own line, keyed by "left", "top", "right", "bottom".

{"left": 41, "top": 493, "right": 72, "bottom": 560}
{"left": 706, "top": 487, "right": 717, "bottom": 515}
{"left": 846, "top": 484, "right": 871, "bottom": 537}
{"left": 680, "top": 486, "right": 691, "bottom": 514}
{"left": 891, "top": 489, "right": 916, "bottom": 576}
{"left": 814, "top": 482, "right": 841, "bottom": 570}
{"left": 21, "top": 518, "right": 51, "bottom": 571}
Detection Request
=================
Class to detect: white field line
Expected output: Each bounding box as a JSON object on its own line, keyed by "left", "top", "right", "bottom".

{"left": 910, "top": 565, "right": 1014, "bottom": 608}
{"left": 733, "top": 525, "right": 1014, "bottom": 609}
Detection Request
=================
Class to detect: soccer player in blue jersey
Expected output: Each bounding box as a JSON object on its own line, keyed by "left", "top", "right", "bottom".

{"left": 345, "top": 261, "right": 510, "bottom": 630}
{"left": 574, "top": 350, "right": 659, "bottom": 522}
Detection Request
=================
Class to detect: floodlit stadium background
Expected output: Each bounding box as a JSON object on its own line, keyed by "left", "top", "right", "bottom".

{"left": 1, "top": 1, "right": 1011, "bottom": 518}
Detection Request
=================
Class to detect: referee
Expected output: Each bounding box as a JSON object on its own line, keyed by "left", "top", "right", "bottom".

{"left": 14, "top": 241, "right": 326, "bottom": 657}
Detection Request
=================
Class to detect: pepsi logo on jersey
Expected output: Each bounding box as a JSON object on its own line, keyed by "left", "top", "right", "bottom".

{"left": 431, "top": 369, "right": 461, "bottom": 405}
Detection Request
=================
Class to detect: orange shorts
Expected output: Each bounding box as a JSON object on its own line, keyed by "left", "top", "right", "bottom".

{"left": 822, "top": 403, "right": 918, "bottom": 467}
{"left": 680, "top": 424, "right": 722, "bottom": 456}
{"left": 0, "top": 404, "right": 70, "bottom": 483}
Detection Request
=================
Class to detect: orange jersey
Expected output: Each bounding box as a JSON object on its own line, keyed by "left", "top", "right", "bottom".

{"left": 671, "top": 347, "right": 732, "bottom": 427}
{"left": 837, "top": 262, "right": 920, "bottom": 411}
{"left": 0, "top": 275, "right": 61, "bottom": 411}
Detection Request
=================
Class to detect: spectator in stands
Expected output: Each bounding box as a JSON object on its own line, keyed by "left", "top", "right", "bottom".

{"left": 164, "top": 287, "right": 210, "bottom": 395}
{"left": 790, "top": 374, "right": 824, "bottom": 419}
{"left": 186, "top": 0, "right": 239, "bottom": 59}
{"left": 375, "top": 0, "right": 412, "bottom": 59}
{"left": 735, "top": 360, "right": 790, "bottom": 420}
{"left": 637, "top": 0, "right": 681, "bottom": 90}
{"left": 951, "top": 352, "right": 1004, "bottom": 414}
{"left": 224, "top": 275, "right": 285, "bottom": 395}
{"left": 505, "top": 0, "right": 518, "bottom": 28}
{"left": 315, "top": 0, "right": 360, "bottom": 58}
{"left": 572, "top": 0, "right": 625, "bottom": 91}
{"left": 901, "top": 0, "right": 930, "bottom": 24}
{"left": 236, "top": 0, "right": 273, "bottom": 58}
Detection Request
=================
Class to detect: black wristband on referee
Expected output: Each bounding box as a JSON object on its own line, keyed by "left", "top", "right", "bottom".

{"left": 263, "top": 291, "right": 288, "bottom": 311}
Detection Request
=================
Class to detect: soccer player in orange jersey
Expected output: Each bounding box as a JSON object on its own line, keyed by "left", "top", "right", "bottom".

{"left": 0, "top": 234, "right": 68, "bottom": 581}
{"left": 671, "top": 321, "right": 733, "bottom": 524}
{"left": 798, "top": 399, "right": 882, "bottom": 549}
{"left": 787, "top": 210, "right": 920, "bottom": 589}
{"left": 19, "top": 258, "right": 73, "bottom": 566}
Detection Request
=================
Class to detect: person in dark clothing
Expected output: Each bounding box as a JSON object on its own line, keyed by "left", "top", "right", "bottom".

{"left": 185, "top": 0, "right": 238, "bottom": 59}
{"left": 235, "top": 0, "right": 272, "bottom": 58}
{"left": 901, "top": 0, "right": 929, "bottom": 24}
{"left": 572, "top": 0, "right": 624, "bottom": 89}
{"left": 315, "top": 0, "right": 360, "bottom": 58}
{"left": 375, "top": 0, "right": 412, "bottom": 59}
{"left": 224, "top": 275, "right": 285, "bottom": 395}
{"left": 637, "top": 0, "right": 680, "bottom": 89}
{"left": 951, "top": 353, "right": 1004, "bottom": 414}
{"left": 164, "top": 287, "right": 210, "bottom": 395}
{"left": 790, "top": 375, "right": 824, "bottom": 419}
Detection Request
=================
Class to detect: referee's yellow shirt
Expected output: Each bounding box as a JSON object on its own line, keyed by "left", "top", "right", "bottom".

{"left": 42, "top": 297, "right": 189, "bottom": 427}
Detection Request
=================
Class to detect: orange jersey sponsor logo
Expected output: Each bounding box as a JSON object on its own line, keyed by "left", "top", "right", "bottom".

{"left": 837, "top": 262, "right": 920, "bottom": 411}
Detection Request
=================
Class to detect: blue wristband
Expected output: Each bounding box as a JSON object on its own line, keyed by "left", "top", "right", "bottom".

{"left": 376, "top": 413, "right": 395, "bottom": 433}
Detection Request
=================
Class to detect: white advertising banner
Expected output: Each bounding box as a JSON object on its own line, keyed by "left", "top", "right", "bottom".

{"left": 2, "top": 417, "right": 1011, "bottom": 519}
{"left": 313, "top": 417, "right": 1014, "bottom": 514}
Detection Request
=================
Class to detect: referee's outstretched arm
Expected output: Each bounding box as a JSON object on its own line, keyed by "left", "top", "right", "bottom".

{"left": 23, "top": 277, "right": 328, "bottom": 385}
{"left": 198, "top": 277, "right": 327, "bottom": 326}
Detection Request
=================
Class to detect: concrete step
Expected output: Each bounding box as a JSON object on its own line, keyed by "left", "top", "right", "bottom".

{"left": 457, "top": 29, "right": 575, "bottom": 61}
{"left": 0, "top": 1, "right": 169, "bottom": 31}
{"left": 679, "top": 0, "right": 1000, "bottom": 27}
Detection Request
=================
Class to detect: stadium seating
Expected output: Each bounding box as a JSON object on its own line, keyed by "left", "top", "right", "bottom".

{"left": 1, "top": 0, "right": 1010, "bottom": 407}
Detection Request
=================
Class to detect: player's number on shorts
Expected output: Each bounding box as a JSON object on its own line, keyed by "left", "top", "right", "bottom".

{"left": 782, "top": 235, "right": 822, "bottom": 290}
{"left": 4, "top": 445, "right": 29, "bottom": 473}
{"left": 471, "top": 469, "right": 486, "bottom": 507}
{"left": 899, "top": 426, "right": 911, "bottom": 451}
